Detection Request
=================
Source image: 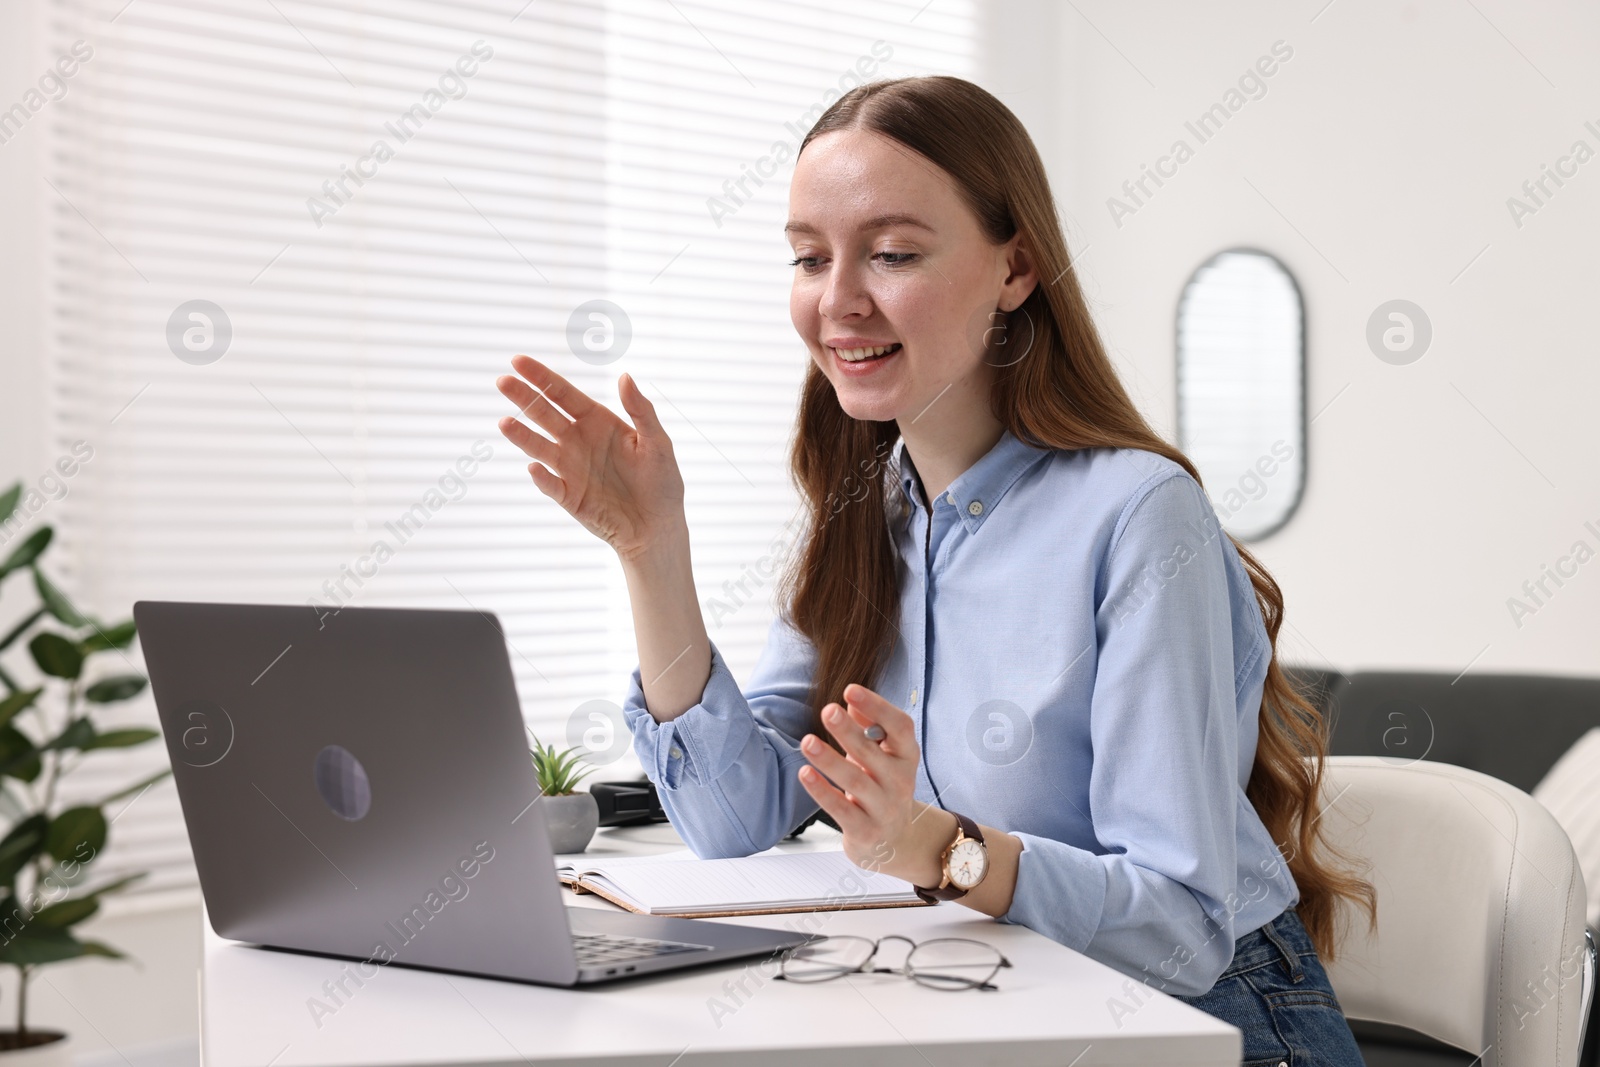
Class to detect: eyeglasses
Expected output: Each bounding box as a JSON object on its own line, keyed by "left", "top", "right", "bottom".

{"left": 776, "top": 935, "right": 1012, "bottom": 991}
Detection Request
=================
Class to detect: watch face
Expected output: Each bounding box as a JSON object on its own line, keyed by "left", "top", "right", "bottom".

{"left": 948, "top": 838, "right": 987, "bottom": 890}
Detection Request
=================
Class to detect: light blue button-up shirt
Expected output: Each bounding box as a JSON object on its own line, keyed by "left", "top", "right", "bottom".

{"left": 622, "top": 428, "right": 1298, "bottom": 996}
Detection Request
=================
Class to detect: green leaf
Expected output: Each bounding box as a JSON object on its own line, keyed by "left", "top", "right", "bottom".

{"left": 0, "top": 608, "right": 47, "bottom": 654}
{"left": 0, "top": 484, "right": 20, "bottom": 526}
{"left": 32, "top": 569, "right": 88, "bottom": 628}
{"left": 47, "top": 807, "right": 107, "bottom": 863}
{"left": 0, "top": 689, "right": 41, "bottom": 729}
{"left": 82, "top": 728, "right": 159, "bottom": 750}
{"left": 0, "top": 528, "right": 52, "bottom": 578}
{"left": 95, "top": 768, "right": 171, "bottom": 807}
{"left": 0, "top": 815, "right": 48, "bottom": 888}
{"left": 33, "top": 897, "right": 99, "bottom": 928}
{"left": 28, "top": 632, "right": 83, "bottom": 680}
{"left": 43, "top": 718, "right": 95, "bottom": 753}
{"left": 79, "top": 620, "right": 137, "bottom": 653}
{"left": 75, "top": 939, "right": 124, "bottom": 959}
{"left": 530, "top": 736, "right": 593, "bottom": 796}
{"left": 0, "top": 727, "right": 41, "bottom": 784}
{"left": 0, "top": 927, "right": 90, "bottom": 965}
{"left": 83, "top": 676, "right": 147, "bottom": 704}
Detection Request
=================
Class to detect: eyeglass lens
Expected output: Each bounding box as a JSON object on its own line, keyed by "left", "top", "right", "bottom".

{"left": 780, "top": 936, "right": 877, "bottom": 982}
{"left": 780, "top": 936, "right": 1004, "bottom": 990}
{"left": 906, "top": 938, "right": 1006, "bottom": 989}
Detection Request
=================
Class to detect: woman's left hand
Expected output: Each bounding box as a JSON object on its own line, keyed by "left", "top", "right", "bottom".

{"left": 797, "top": 683, "right": 954, "bottom": 887}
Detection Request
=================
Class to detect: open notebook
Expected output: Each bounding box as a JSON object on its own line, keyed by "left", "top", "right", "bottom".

{"left": 556, "top": 848, "right": 931, "bottom": 918}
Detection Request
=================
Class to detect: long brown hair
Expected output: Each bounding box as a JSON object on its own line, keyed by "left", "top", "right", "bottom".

{"left": 775, "top": 75, "right": 1374, "bottom": 962}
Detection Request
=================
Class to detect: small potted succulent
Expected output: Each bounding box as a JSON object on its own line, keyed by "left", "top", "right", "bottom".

{"left": 530, "top": 738, "right": 597, "bottom": 853}
{"left": 0, "top": 483, "right": 169, "bottom": 1065}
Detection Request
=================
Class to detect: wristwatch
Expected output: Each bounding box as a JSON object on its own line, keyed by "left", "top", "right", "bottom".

{"left": 913, "top": 811, "right": 988, "bottom": 903}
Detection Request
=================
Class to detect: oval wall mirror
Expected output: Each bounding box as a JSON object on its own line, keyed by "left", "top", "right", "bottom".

{"left": 1175, "top": 248, "right": 1306, "bottom": 541}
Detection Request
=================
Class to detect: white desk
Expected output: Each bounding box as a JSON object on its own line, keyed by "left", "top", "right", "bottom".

{"left": 201, "top": 823, "right": 1240, "bottom": 1066}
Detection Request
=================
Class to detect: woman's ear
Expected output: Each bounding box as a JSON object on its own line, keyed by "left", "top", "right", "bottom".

{"left": 998, "top": 235, "right": 1040, "bottom": 313}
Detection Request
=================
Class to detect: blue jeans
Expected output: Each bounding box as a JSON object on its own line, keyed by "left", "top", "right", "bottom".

{"left": 1176, "top": 907, "right": 1367, "bottom": 1066}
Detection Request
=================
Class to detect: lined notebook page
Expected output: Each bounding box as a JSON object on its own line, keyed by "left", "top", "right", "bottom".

{"left": 557, "top": 849, "right": 920, "bottom": 915}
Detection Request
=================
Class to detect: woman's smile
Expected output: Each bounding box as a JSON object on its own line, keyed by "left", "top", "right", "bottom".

{"left": 827, "top": 338, "right": 903, "bottom": 374}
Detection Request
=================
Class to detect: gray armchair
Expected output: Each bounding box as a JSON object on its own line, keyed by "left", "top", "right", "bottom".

{"left": 1284, "top": 667, "right": 1600, "bottom": 1067}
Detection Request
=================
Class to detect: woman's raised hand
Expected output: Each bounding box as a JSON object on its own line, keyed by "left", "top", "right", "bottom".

{"left": 495, "top": 355, "right": 686, "bottom": 562}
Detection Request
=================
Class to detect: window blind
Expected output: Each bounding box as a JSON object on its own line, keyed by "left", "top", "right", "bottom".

{"left": 44, "top": 0, "right": 979, "bottom": 912}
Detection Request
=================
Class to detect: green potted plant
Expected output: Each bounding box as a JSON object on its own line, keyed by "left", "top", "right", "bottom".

{"left": 0, "top": 483, "right": 169, "bottom": 1064}
{"left": 530, "top": 738, "right": 597, "bottom": 853}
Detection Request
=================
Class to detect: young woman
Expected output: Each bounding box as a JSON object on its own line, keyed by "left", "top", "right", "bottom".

{"left": 496, "top": 75, "right": 1374, "bottom": 1063}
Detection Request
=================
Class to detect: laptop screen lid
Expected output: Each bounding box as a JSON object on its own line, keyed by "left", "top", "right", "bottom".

{"left": 134, "top": 601, "right": 580, "bottom": 986}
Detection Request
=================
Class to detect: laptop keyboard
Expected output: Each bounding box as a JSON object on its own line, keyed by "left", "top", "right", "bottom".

{"left": 572, "top": 932, "right": 713, "bottom": 968}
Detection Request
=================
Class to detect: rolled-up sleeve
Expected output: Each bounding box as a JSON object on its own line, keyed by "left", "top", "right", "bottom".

{"left": 999, "top": 472, "right": 1267, "bottom": 997}
{"left": 622, "top": 613, "right": 821, "bottom": 857}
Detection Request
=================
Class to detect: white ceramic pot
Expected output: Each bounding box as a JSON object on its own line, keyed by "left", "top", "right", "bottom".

{"left": 0, "top": 1032, "right": 71, "bottom": 1067}
{"left": 542, "top": 792, "right": 599, "bottom": 853}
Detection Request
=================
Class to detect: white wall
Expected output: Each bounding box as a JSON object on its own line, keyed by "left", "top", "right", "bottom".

{"left": 998, "top": 0, "right": 1599, "bottom": 678}
{"left": 0, "top": 0, "right": 48, "bottom": 481}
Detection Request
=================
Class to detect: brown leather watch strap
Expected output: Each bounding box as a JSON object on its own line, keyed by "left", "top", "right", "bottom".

{"left": 913, "top": 812, "right": 984, "bottom": 903}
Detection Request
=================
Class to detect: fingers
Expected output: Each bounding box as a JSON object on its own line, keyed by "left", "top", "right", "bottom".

{"left": 495, "top": 368, "right": 571, "bottom": 505}
{"left": 493, "top": 414, "right": 569, "bottom": 504}
{"left": 821, "top": 702, "right": 895, "bottom": 775}
{"left": 496, "top": 414, "right": 558, "bottom": 467}
{"left": 841, "top": 684, "right": 917, "bottom": 753}
{"left": 801, "top": 685, "right": 918, "bottom": 818}
{"left": 496, "top": 372, "right": 573, "bottom": 441}
{"left": 797, "top": 764, "right": 872, "bottom": 837}
{"left": 509, "top": 355, "right": 596, "bottom": 420}
{"left": 523, "top": 461, "right": 568, "bottom": 506}
{"left": 802, "top": 727, "right": 897, "bottom": 821}
{"left": 497, "top": 360, "right": 666, "bottom": 461}
{"left": 616, "top": 372, "right": 666, "bottom": 439}
{"left": 801, "top": 730, "right": 872, "bottom": 793}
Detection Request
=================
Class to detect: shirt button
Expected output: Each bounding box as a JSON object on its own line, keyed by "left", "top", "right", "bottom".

{"left": 967, "top": 500, "right": 984, "bottom": 516}
{"left": 668, "top": 746, "right": 682, "bottom": 759}
{"left": 909, "top": 688, "right": 918, "bottom": 704}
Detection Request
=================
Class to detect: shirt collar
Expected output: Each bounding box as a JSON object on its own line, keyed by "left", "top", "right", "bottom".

{"left": 890, "top": 428, "right": 1051, "bottom": 532}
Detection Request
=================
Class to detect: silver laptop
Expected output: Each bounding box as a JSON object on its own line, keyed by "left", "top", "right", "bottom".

{"left": 134, "top": 600, "right": 808, "bottom": 986}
